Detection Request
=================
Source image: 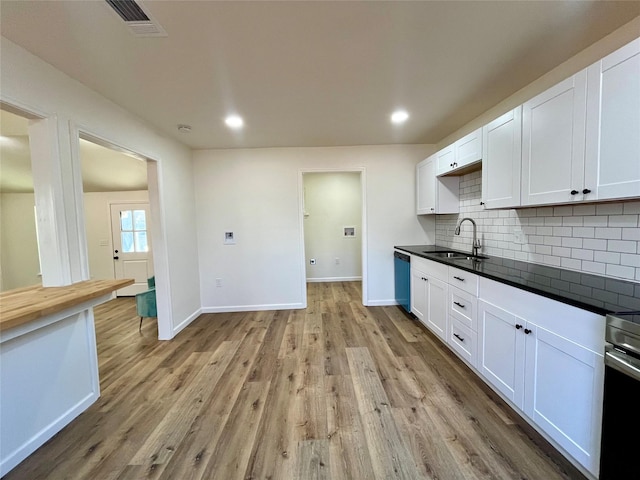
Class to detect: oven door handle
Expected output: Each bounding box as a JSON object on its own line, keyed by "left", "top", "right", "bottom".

{"left": 605, "top": 349, "right": 640, "bottom": 381}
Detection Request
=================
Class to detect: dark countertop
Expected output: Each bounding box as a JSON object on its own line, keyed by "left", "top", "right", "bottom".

{"left": 395, "top": 245, "right": 640, "bottom": 317}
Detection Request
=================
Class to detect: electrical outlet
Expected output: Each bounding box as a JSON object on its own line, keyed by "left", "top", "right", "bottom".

{"left": 215, "top": 278, "right": 222, "bottom": 287}
{"left": 310, "top": 259, "right": 316, "bottom": 265}
{"left": 335, "top": 257, "right": 340, "bottom": 265}
{"left": 513, "top": 228, "right": 525, "bottom": 244}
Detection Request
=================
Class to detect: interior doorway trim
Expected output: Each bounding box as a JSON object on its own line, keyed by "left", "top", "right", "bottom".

{"left": 69, "top": 122, "right": 173, "bottom": 340}
{"left": 298, "top": 167, "right": 368, "bottom": 307}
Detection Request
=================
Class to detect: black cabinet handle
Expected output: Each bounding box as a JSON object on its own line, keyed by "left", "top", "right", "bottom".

{"left": 480, "top": 201, "right": 485, "bottom": 206}
{"left": 113, "top": 256, "right": 119, "bottom": 260}
{"left": 570, "top": 190, "right": 579, "bottom": 195}
{"left": 453, "top": 276, "right": 465, "bottom": 282}
{"left": 450, "top": 163, "right": 454, "bottom": 168}
{"left": 524, "top": 328, "right": 532, "bottom": 334}
{"left": 515, "top": 324, "right": 523, "bottom": 329}
{"left": 454, "top": 301, "right": 465, "bottom": 308}
{"left": 582, "top": 188, "right": 591, "bottom": 194}
{"left": 453, "top": 333, "right": 464, "bottom": 342}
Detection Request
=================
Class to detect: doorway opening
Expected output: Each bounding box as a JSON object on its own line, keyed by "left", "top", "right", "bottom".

{"left": 299, "top": 168, "right": 367, "bottom": 307}
{"left": 0, "top": 107, "right": 40, "bottom": 291}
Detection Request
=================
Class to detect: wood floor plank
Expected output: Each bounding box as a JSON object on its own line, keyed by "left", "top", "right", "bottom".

{"left": 346, "top": 347, "right": 425, "bottom": 480}
{"left": 4, "top": 283, "right": 586, "bottom": 480}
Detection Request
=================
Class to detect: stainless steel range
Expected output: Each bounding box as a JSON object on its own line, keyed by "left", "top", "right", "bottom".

{"left": 599, "top": 311, "right": 640, "bottom": 479}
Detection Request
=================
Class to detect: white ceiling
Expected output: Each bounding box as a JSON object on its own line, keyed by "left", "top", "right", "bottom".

{"left": 1, "top": 1, "right": 639, "bottom": 150}
{"left": 0, "top": 109, "right": 148, "bottom": 193}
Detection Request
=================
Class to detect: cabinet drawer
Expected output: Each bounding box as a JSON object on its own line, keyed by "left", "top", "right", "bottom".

{"left": 448, "top": 267, "right": 479, "bottom": 296}
{"left": 412, "top": 255, "right": 448, "bottom": 282}
{"left": 448, "top": 317, "right": 477, "bottom": 367}
{"left": 449, "top": 286, "right": 477, "bottom": 331}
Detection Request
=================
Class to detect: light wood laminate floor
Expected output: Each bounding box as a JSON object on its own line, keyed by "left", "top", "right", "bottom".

{"left": 4, "top": 282, "right": 586, "bottom": 480}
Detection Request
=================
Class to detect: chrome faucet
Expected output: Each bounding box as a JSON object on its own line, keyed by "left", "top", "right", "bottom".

{"left": 455, "top": 217, "right": 481, "bottom": 257}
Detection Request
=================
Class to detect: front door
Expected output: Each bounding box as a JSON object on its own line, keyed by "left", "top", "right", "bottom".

{"left": 110, "top": 203, "right": 153, "bottom": 296}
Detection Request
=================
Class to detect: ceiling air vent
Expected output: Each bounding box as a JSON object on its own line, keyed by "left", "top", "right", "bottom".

{"left": 105, "top": 0, "right": 167, "bottom": 37}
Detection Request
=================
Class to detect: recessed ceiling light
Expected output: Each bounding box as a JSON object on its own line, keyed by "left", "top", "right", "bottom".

{"left": 225, "top": 115, "right": 244, "bottom": 129}
{"left": 391, "top": 110, "right": 409, "bottom": 124}
{"left": 177, "top": 124, "right": 192, "bottom": 133}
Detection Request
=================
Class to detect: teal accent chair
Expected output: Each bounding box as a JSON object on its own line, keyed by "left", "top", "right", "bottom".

{"left": 135, "top": 276, "right": 157, "bottom": 331}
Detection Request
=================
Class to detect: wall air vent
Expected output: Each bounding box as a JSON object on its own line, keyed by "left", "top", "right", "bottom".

{"left": 105, "top": 0, "right": 167, "bottom": 37}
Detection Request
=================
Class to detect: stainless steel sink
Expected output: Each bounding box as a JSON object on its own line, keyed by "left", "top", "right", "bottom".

{"left": 425, "top": 251, "right": 489, "bottom": 261}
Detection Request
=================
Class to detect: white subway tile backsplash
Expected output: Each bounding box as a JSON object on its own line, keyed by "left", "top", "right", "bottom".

{"left": 622, "top": 228, "right": 640, "bottom": 241}
{"left": 609, "top": 215, "right": 638, "bottom": 227}
{"left": 594, "top": 251, "right": 621, "bottom": 264}
{"left": 552, "top": 246, "right": 571, "bottom": 257}
{"left": 583, "top": 238, "right": 608, "bottom": 250}
{"left": 561, "top": 258, "right": 582, "bottom": 270}
{"left": 596, "top": 203, "right": 624, "bottom": 215}
{"left": 606, "top": 264, "right": 636, "bottom": 280}
{"left": 623, "top": 201, "right": 640, "bottom": 214}
{"left": 582, "top": 261, "right": 606, "bottom": 275}
{"left": 608, "top": 240, "right": 637, "bottom": 253}
{"left": 562, "top": 237, "right": 583, "bottom": 248}
{"left": 594, "top": 227, "right": 621, "bottom": 239}
{"left": 571, "top": 249, "right": 594, "bottom": 261}
{"left": 583, "top": 216, "right": 608, "bottom": 227}
{"left": 434, "top": 170, "right": 640, "bottom": 282}
{"left": 621, "top": 253, "right": 640, "bottom": 268}
{"left": 573, "top": 227, "right": 595, "bottom": 238}
{"left": 552, "top": 226, "right": 573, "bottom": 237}
{"left": 573, "top": 204, "right": 596, "bottom": 216}
{"left": 562, "top": 216, "right": 583, "bottom": 227}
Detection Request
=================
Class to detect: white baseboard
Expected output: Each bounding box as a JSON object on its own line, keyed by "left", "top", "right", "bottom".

{"left": 0, "top": 391, "right": 98, "bottom": 477}
{"left": 306, "top": 276, "right": 362, "bottom": 283}
{"left": 365, "top": 299, "right": 399, "bottom": 307}
{"left": 172, "top": 307, "right": 202, "bottom": 337}
{"left": 201, "top": 303, "right": 305, "bottom": 314}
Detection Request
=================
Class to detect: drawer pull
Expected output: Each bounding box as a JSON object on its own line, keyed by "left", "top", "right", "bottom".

{"left": 453, "top": 276, "right": 465, "bottom": 282}
{"left": 453, "top": 301, "right": 465, "bottom": 309}
{"left": 515, "top": 324, "right": 523, "bottom": 329}
{"left": 453, "top": 333, "right": 464, "bottom": 342}
{"left": 524, "top": 328, "right": 532, "bottom": 335}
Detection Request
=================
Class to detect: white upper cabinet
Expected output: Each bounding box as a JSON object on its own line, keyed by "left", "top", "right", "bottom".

{"left": 416, "top": 155, "right": 459, "bottom": 215}
{"left": 585, "top": 38, "right": 640, "bottom": 201}
{"left": 437, "top": 128, "right": 483, "bottom": 176}
{"left": 436, "top": 144, "right": 455, "bottom": 175}
{"left": 482, "top": 107, "right": 522, "bottom": 209}
{"left": 522, "top": 71, "right": 588, "bottom": 206}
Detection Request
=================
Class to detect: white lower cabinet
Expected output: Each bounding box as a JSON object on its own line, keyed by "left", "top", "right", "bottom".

{"left": 478, "top": 291, "right": 604, "bottom": 478}
{"left": 523, "top": 323, "right": 604, "bottom": 475}
{"left": 411, "top": 256, "right": 448, "bottom": 342}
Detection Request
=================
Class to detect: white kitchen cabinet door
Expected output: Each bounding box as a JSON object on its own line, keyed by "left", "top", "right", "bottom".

{"left": 477, "top": 300, "right": 526, "bottom": 408}
{"left": 585, "top": 38, "right": 640, "bottom": 201}
{"left": 425, "top": 276, "right": 448, "bottom": 342}
{"left": 455, "top": 127, "right": 482, "bottom": 169}
{"left": 436, "top": 144, "right": 455, "bottom": 175}
{"left": 416, "top": 156, "right": 459, "bottom": 215}
{"left": 482, "top": 107, "right": 522, "bottom": 209}
{"left": 522, "top": 71, "right": 587, "bottom": 206}
{"left": 410, "top": 267, "right": 428, "bottom": 325}
{"left": 523, "top": 323, "right": 604, "bottom": 477}
{"left": 416, "top": 156, "right": 436, "bottom": 214}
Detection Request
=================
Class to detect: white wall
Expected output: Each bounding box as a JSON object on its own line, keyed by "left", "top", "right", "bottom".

{"left": 1, "top": 37, "right": 201, "bottom": 338}
{"left": 436, "top": 17, "right": 640, "bottom": 150}
{"left": 194, "top": 144, "right": 435, "bottom": 311}
{"left": 83, "top": 191, "right": 149, "bottom": 281}
{"left": 0, "top": 193, "right": 40, "bottom": 290}
{"left": 304, "top": 172, "right": 362, "bottom": 281}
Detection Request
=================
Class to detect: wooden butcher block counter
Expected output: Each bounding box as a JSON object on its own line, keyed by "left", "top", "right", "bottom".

{"left": 0, "top": 279, "right": 133, "bottom": 332}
